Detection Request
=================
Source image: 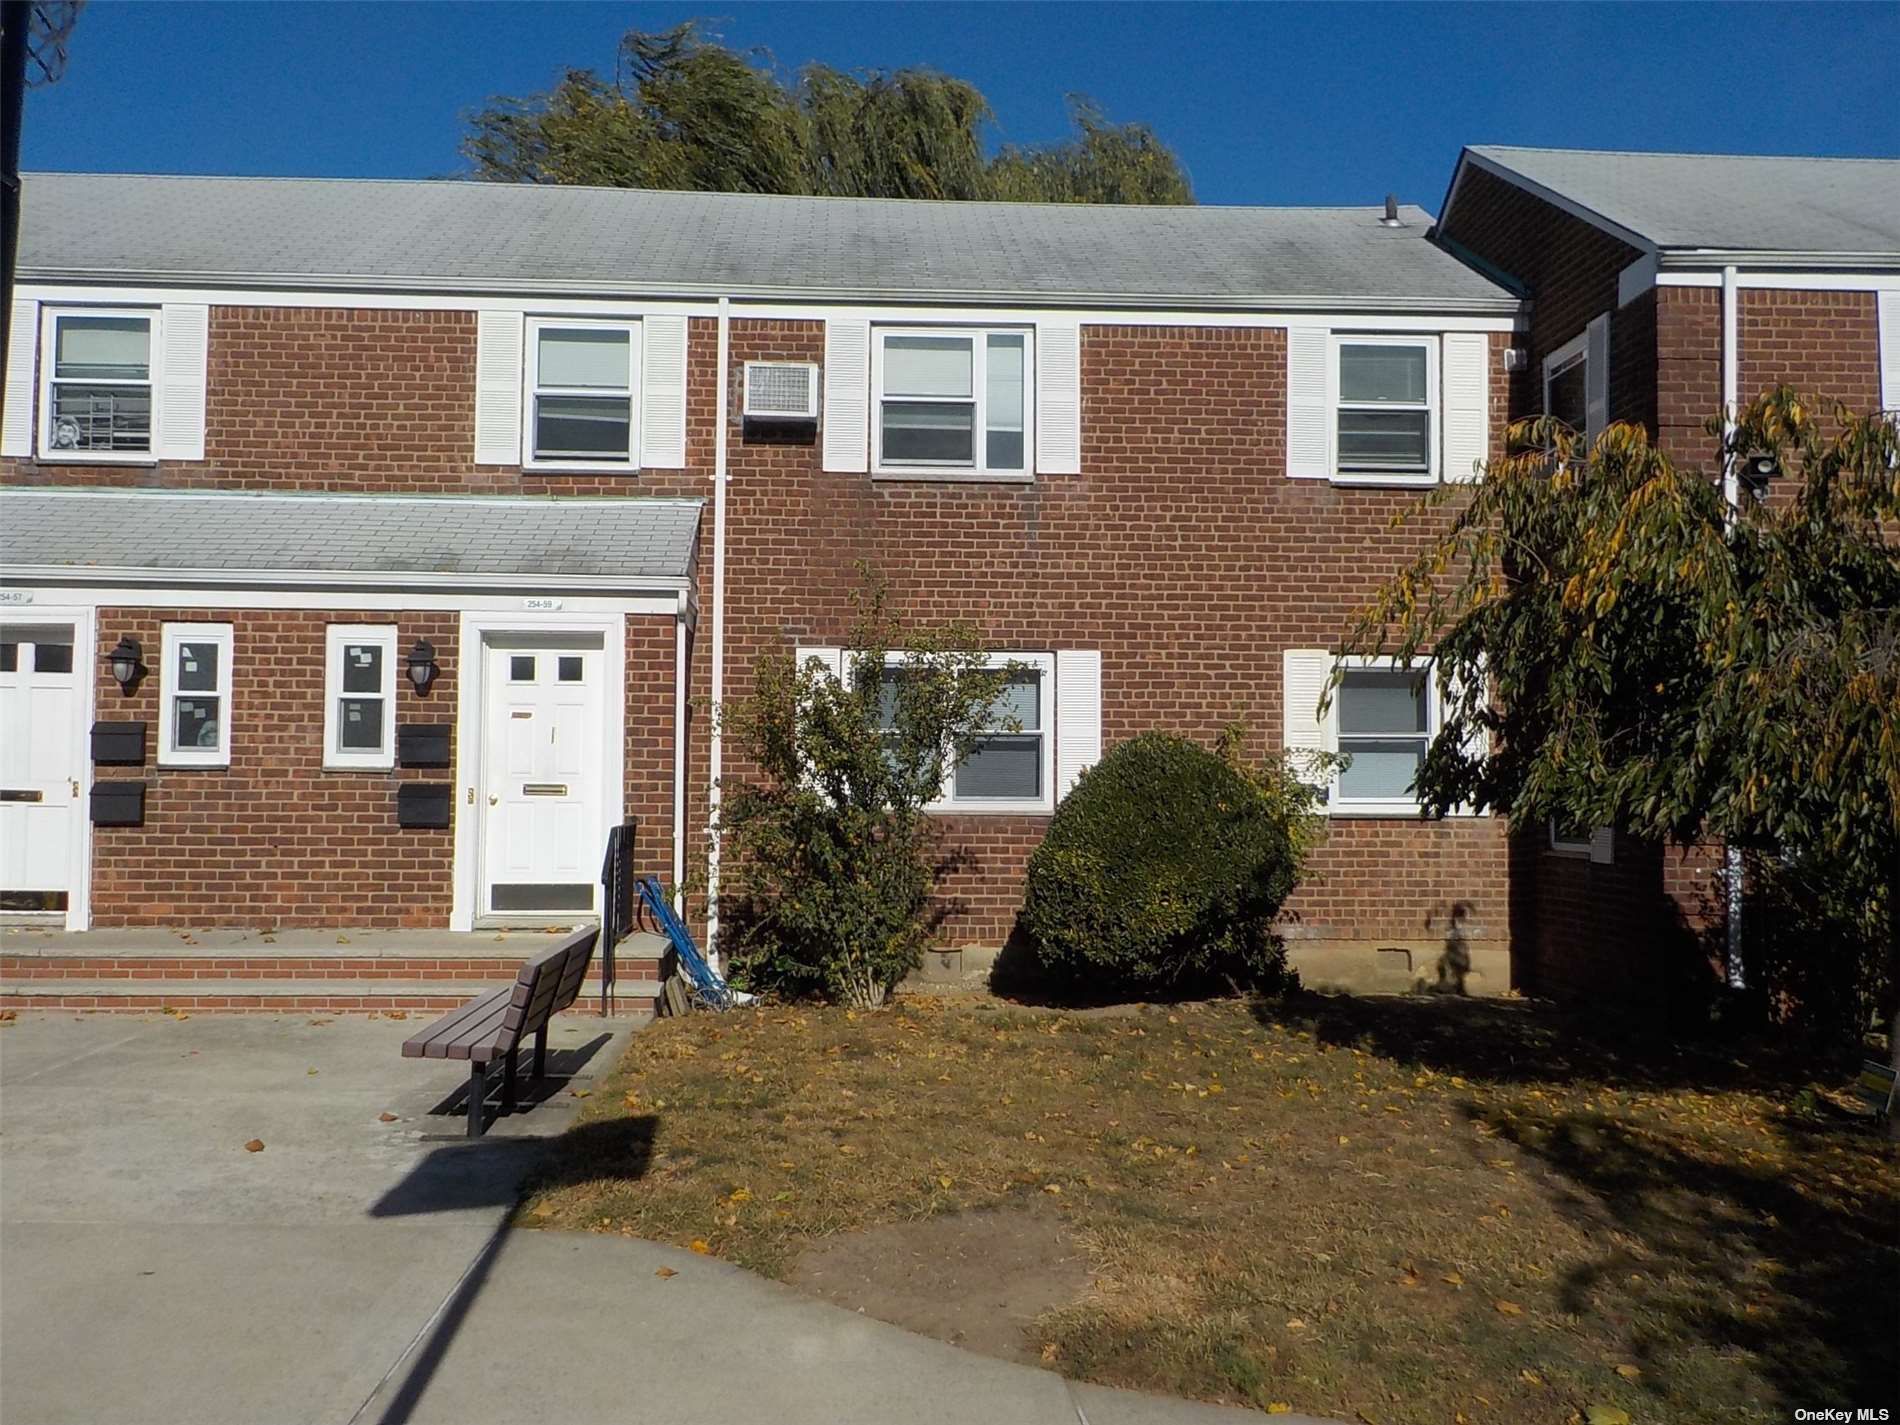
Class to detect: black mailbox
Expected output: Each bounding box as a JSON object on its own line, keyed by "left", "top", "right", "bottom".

{"left": 396, "top": 783, "right": 452, "bottom": 828}
{"left": 397, "top": 723, "right": 452, "bottom": 768}
{"left": 90, "top": 781, "right": 146, "bottom": 826}
{"left": 91, "top": 721, "right": 148, "bottom": 766}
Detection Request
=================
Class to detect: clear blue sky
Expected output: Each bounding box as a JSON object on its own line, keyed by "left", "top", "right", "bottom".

{"left": 23, "top": 2, "right": 1900, "bottom": 212}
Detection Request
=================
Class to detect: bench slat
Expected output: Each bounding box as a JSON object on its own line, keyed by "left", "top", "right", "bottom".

{"left": 402, "top": 987, "right": 510, "bottom": 1059}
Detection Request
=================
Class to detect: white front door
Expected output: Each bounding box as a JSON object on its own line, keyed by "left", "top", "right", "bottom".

{"left": 478, "top": 638, "right": 605, "bottom": 921}
{"left": 0, "top": 622, "right": 83, "bottom": 917}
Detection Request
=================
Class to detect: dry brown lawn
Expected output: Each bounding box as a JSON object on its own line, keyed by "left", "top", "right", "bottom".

{"left": 518, "top": 993, "right": 1897, "bottom": 1424}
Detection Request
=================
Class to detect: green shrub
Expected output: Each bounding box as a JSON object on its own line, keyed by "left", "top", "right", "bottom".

{"left": 717, "top": 574, "right": 1017, "bottom": 1008}
{"left": 1020, "top": 731, "right": 1315, "bottom": 994}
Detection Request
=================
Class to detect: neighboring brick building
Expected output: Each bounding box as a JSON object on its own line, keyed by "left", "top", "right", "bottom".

{"left": 1437, "top": 146, "right": 1900, "bottom": 1008}
{"left": 2, "top": 148, "right": 1893, "bottom": 1011}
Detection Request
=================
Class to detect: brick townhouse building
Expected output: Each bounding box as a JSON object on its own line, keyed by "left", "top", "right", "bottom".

{"left": 1, "top": 146, "right": 1894, "bottom": 1012}
{"left": 1437, "top": 147, "right": 1900, "bottom": 1007}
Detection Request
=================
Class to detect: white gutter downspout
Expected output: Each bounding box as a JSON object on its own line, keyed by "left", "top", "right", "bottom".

{"left": 672, "top": 589, "right": 688, "bottom": 904}
{"left": 1720, "top": 264, "right": 1745, "bottom": 990}
{"left": 704, "top": 295, "right": 732, "bottom": 971}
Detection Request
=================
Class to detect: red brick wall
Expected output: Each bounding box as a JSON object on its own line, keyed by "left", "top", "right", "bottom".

{"left": 689, "top": 319, "right": 1517, "bottom": 951}
{"left": 1, "top": 306, "right": 636, "bottom": 496}
{"left": 86, "top": 607, "right": 681, "bottom": 927}
{"left": 1439, "top": 164, "right": 1645, "bottom": 385}
{"left": 14, "top": 301, "right": 1522, "bottom": 956}
{"left": 89, "top": 609, "right": 461, "bottom": 927}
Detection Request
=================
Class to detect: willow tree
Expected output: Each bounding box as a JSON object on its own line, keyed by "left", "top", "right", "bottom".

{"left": 461, "top": 22, "right": 1193, "bottom": 204}
{"left": 1337, "top": 390, "right": 1899, "bottom": 1069}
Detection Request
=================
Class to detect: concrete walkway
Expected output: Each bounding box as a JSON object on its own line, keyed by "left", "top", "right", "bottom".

{"left": 0, "top": 1013, "right": 1327, "bottom": 1424}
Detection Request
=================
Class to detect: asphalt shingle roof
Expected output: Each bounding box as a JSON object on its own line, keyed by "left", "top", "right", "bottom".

{"left": 17, "top": 172, "right": 1517, "bottom": 310}
{"left": 1, "top": 489, "right": 703, "bottom": 584}
{"left": 1466, "top": 146, "right": 1900, "bottom": 254}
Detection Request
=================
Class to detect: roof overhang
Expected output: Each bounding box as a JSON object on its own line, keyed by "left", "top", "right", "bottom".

{"left": 12, "top": 266, "right": 1526, "bottom": 317}
{"left": 1, "top": 562, "right": 692, "bottom": 596}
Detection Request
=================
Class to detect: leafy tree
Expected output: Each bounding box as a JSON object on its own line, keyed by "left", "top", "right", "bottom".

{"left": 461, "top": 22, "right": 1193, "bottom": 205}
{"left": 716, "top": 578, "right": 1017, "bottom": 1008}
{"left": 1337, "top": 390, "right": 1899, "bottom": 1081}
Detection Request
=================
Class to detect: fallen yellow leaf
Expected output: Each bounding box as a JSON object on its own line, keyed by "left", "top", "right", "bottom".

{"left": 1613, "top": 1364, "right": 1642, "bottom": 1380}
{"left": 654, "top": 1266, "right": 678, "bottom": 1279}
{"left": 689, "top": 1239, "right": 711, "bottom": 1255}
{"left": 1266, "top": 1405, "right": 1291, "bottom": 1416}
{"left": 243, "top": 1139, "right": 265, "bottom": 1153}
{"left": 1584, "top": 1408, "right": 1632, "bottom": 1425}
{"left": 1494, "top": 1299, "right": 1523, "bottom": 1315}
{"left": 1442, "top": 1270, "right": 1464, "bottom": 1287}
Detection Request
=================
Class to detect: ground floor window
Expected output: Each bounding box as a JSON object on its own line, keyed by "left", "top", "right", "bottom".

{"left": 159, "top": 623, "right": 233, "bottom": 768}
{"left": 1334, "top": 665, "right": 1433, "bottom": 809}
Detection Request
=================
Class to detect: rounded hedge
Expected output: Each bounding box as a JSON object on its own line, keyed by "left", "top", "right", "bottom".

{"left": 1020, "top": 732, "right": 1299, "bottom": 993}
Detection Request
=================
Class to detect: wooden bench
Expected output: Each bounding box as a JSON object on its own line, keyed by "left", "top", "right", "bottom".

{"left": 401, "top": 926, "right": 600, "bottom": 1136}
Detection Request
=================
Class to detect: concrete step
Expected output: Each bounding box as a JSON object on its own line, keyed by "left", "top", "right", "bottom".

{"left": 0, "top": 977, "right": 665, "bottom": 1015}
{"left": 0, "top": 955, "right": 665, "bottom": 983}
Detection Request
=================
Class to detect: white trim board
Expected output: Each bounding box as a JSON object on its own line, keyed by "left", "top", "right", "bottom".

{"left": 450, "top": 610, "right": 629, "bottom": 932}
{"left": 16, "top": 282, "right": 1524, "bottom": 332}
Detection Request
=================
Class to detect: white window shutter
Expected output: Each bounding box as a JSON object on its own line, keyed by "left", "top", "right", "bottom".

{"left": 156, "top": 304, "right": 208, "bottom": 461}
{"left": 1879, "top": 291, "right": 1900, "bottom": 414}
{"left": 1286, "top": 327, "right": 1330, "bottom": 478}
{"left": 1584, "top": 313, "right": 1610, "bottom": 440}
{"left": 1441, "top": 332, "right": 1489, "bottom": 484}
{"left": 1055, "top": 649, "right": 1102, "bottom": 801}
{"left": 474, "top": 310, "right": 524, "bottom": 465}
{"left": 1281, "top": 649, "right": 1337, "bottom": 784}
{"left": 794, "top": 646, "right": 844, "bottom": 682}
{"left": 2, "top": 299, "right": 35, "bottom": 457}
{"left": 641, "top": 315, "right": 688, "bottom": 469}
{"left": 822, "top": 319, "right": 869, "bottom": 473}
{"left": 1588, "top": 826, "right": 1615, "bottom": 865}
{"left": 1035, "top": 320, "right": 1082, "bottom": 475}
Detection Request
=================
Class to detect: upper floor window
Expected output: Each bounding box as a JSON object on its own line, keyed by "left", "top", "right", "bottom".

{"left": 872, "top": 327, "right": 1032, "bottom": 480}
{"left": 159, "top": 622, "right": 233, "bottom": 768}
{"left": 523, "top": 318, "right": 639, "bottom": 470}
{"left": 1334, "top": 336, "right": 1436, "bottom": 483}
{"left": 41, "top": 309, "right": 154, "bottom": 458}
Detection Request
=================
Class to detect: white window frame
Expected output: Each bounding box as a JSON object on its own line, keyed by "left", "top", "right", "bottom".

{"left": 1329, "top": 334, "right": 1439, "bottom": 486}
{"left": 158, "top": 622, "right": 234, "bottom": 768}
{"left": 520, "top": 316, "right": 641, "bottom": 473}
{"left": 870, "top": 325, "right": 1034, "bottom": 482}
{"left": 1543, "top": 329, "right": 1589, "bottom": 429}
{"left": 1547, "top": 819, "right": 1593, "bottom": 856}
{"left": 1331, "top": 655, "right": 1441, "bottom": 816}
{"left": 856, "top": 648, "right": 1057, "bottom": 814}
{"left": 322, "top": 624, "right": 397, "bottom": 771}
{"left": 37, "top": 306, "right": 160, "bottom": 464}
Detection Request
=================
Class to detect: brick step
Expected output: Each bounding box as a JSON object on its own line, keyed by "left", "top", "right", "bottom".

{"left": 0, "top": 955, "right": 665, "bottom": 983}
{"left": 0, "top": 978, "right": 664, "bottom": 1015}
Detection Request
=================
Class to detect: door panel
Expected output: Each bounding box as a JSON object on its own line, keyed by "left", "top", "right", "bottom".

{"left": 0, "top": 625, "right": 81, "bottom": 913}
{"left": 478, "top": 639, "right": 604, "bottom": 920}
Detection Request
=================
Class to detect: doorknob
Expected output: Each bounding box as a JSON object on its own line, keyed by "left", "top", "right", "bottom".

{"left": 488, "top": 794, "right": 499, "bottom": 806}
{"left": 70, "top": 779, "right": 80, "bottom": 797}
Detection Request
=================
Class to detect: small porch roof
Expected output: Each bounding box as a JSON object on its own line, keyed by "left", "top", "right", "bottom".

{"left": 0, "top": 488, "right": 704, "bottom": 593}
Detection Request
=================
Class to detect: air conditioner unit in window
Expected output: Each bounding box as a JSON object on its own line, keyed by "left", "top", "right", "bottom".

{"left": 743, "top": 361, "right": 820, "bottom": 422}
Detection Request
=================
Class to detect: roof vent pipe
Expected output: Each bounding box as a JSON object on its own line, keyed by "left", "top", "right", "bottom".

{"left": 1381, "top": 195, "right": 1403, "bottom": 227}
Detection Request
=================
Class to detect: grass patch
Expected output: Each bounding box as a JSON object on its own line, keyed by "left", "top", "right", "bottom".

{"left": 520, "top": 994, "right": 1897, "bottom": 1423}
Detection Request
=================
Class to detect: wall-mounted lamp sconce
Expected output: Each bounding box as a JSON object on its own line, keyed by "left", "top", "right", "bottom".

{"left": 104, "top": 635, "right": 146, "bottom": 692}
{"left": 406, "top": 638, "right": 440, "bottom": 694}
{"left": 1737, "top": 452, "right": 1781, "bottom": 501}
